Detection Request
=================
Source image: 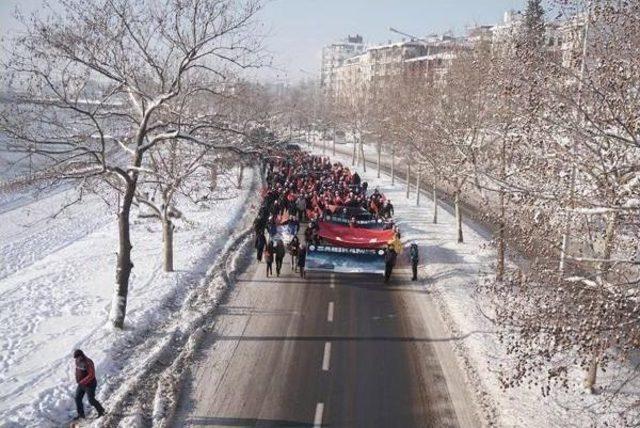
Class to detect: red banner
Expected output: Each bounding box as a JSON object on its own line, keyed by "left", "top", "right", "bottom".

{"left": 317, "top": 221, "right": 395, "bottom": 249}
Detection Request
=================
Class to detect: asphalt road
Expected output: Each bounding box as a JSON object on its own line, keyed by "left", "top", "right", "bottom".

{"left": 173, "top": 243, "right": 479, "bottom": 427}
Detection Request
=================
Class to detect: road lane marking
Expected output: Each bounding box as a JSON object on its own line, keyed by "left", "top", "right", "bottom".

{"left": 330, "top": 275, "right": 335, "bottom": 289}
{"left": 314, "top": 402, "right": 324, "bottom": 428}
{"left": 322, "top": 342, "right": 331, "bottom": 371}
{"left": 327, "top": 302, "right": 334, "bottom": 322}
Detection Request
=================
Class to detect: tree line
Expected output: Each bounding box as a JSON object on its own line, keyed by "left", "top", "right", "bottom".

{"left": 298, "top": 0, "right": 639, "bottom": 417}
{"left": 0, "top": 0, "right": 275, "bottom": 329}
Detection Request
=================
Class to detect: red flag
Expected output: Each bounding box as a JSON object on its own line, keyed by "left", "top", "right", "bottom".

{"left": 317, "top": 222, "right": 395, "bottom": 249}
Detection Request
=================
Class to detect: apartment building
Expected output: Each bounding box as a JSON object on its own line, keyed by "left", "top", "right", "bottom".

{"left": 324, "top": 10, "right": 587, "bottom": 103}
{"left": 320, "top": 35, "right": 366, "bottom": 94}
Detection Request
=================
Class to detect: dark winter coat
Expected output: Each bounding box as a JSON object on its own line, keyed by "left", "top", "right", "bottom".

{"left": 255, "top": 233, "right": 266, "bottom": 251}
{"left": 289, "top": 237, "right": 300, "bottom": 256}
{"left": 409, "top": 244, "right": 419, "bottom": 263}
{"left": 297, "top": 248, "right": 307, "bottom": 267}
{"left": 384, "top": 248, "right": 397, "bottom": 266}
{"left": 275, "top": 241, "right": 286, "bottom": 259}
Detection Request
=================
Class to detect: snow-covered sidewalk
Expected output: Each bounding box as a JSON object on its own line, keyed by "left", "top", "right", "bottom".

{"left": 311, "top": 145, "right": 631, "bottom": 427}
{"left": 0, "top": 169, "right": 256, "bottom": 426}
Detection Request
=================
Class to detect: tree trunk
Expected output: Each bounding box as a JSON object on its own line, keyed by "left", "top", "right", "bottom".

{"left": 455, "top": 190, "right": 464, "bottom": 243}
{"left": 391, "top": 147, "right": 395, "bottom": 186}
{"left": 406, "top": 162, "right": 411, "bottom": 199}
{"left": 209, "top": 162, "right": 218, "bottom": 191}
{"left": 584, "top": 355, "right": 599, "bottom": 392}
{"left": 584, "top": 211, "right": 619, "bottom": 391}
{"left": 497, "top": 188, "right": 506, "bottom": 280}
{"left": 433, "top": 180, "right": 438, "bottom": 224}
{"left": 237, "top": 165, "right": 244, "bottom": 189}
{"left": 111, "top": 181, "right": 136, "bottom": 329}
{"left": 163, "top": 217, "right": 174, "bottom": 272}
{"left": 377, "top": 144, "right": 381, "bottom": 178}
{"left": 359, "top": 142, "right": 367, "bottom": 173}
{"left": 497, "top": 139, "right": 506, "bottom": 281}
{"left": 559, "top": 165, "right": 577, "bottom": 273}
{"left": 352, "top": 138, "right": 357, "bottom": 166}
{"left": 416, "top": 168, "right": 421, "bottom": 207}
{"left": 600, "top": 211, "right": 619, "bottom": 276}
{"left": 332, "top": 128, "right": 336, "bottom": 156}
{"left": 322, "top": 136, "right": 326, "bottom": 155}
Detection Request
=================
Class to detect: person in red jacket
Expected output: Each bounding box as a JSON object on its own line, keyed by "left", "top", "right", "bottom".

{"left": 73, "top": 349, "right": 105, "bottom": 420}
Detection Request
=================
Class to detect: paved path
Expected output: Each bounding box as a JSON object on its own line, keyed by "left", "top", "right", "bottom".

{"left": 173, "top": 244, "right": 478, "bottom": 427}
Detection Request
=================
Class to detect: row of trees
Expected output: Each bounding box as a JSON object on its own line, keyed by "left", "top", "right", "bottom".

{"left": 0, "top": 0, "right": 274, "bottom": 329}
{"left": 301, "top": 0, "right": 639, "bottom": 415}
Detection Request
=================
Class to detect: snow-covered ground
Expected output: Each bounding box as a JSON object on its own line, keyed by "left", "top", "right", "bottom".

{"left": 310, "top": 142, "right": 635, "bottom": 427}
{"left": 0, "top": 169, "right": 256, "bottom": 426}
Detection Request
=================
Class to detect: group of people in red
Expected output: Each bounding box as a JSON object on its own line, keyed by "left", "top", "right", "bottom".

{"left": 253, "top": 149, "right": 410, "bottom": 282}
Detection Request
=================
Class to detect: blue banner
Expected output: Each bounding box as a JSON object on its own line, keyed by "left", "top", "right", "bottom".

{"left": 269, "top": 223, "right": 298, "bottom": 244}
{"left": 305, "top": 245, "right": 385, "bottom": 275}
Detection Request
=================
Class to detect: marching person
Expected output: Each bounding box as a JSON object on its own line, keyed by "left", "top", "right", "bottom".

{"left": 72, "top": 349, "right": 105, "bottom": 421}
{"left": 384, "top": 244, "right": 397, "bottom": 283}
{"left": 265, "top": 241, "right": 274, "bottom": 277}
{"left": 383, "top": 200, "right": 395, "bottom": 219}
{"left": 297, "top": 244, "right": 307, "bottom": 278}
{"left": 296, "top": 195, "right": 307, "bottom": 222}
{"left": 255, "top": 232, "right": 266, "bottom": 262}
{"left": 289, "top": 236, "right": 300, "bottom": 271}
{"left": 275, "top": 240, "right": 286, "bottom": 277}
{"left": 409, "top": 242, "right": 419, "bottom": 281}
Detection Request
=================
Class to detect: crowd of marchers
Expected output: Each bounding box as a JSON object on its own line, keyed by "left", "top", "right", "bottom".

{"left": 253, "top": 150, "right": 419, "bottom": 282}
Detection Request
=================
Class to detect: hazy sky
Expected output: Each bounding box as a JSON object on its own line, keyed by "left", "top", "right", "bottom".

{"left": 1, "top": 0, "right": 525, "bottom": 83}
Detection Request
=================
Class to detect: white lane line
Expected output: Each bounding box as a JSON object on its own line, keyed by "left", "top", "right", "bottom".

{"left": 322, "top": 342, "right": 332, "bottom": 371}
{"left": 327, "top": 301, "right": 334, "bottom": 322}
{"left": 314, "top": 402, "right": 324, "bottom": 428}
{"left": 330, "top": 275, "right": 335, "bottom": 289}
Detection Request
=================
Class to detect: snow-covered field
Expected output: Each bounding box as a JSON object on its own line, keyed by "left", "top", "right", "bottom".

{"left": 0, "top": 169, "right": 256, "bottom": 426}
{"left": 310, "top": 142, "right": 635, "bottom": 427}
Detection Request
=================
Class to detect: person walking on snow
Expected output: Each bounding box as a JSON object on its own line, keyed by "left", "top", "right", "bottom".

{"left": 275, "top": 240, "right": 286, "bottom": 277}
{"left": 265, "top": 241, "right": 274, "bottom": 277}
{"left": 288, "top": 236, "right": 300, "bottom": 271}
{"left": 383, "top": 200, "right": 394, "bottom": 219}
{"left": 72, "top": 349, "right": 105, "bottom": 421}
{"left": 296, "top": 195, "right": 307, "bottom": 222}
{"left": 255, "top": 232, "right": 266, "bottom": 262}
{"left": 384, "top": 244, "right": 397, "bottom": 283}
{"left": 409, "top": 242, "right": 419, "bottom": 281}
{"left": 297, "top": 244, "right": 307, "bottom": 278}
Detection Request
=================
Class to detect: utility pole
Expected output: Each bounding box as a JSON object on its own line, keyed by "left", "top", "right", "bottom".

{"left": 433, "top": 174, "right": 438, "bottom": 224}
{"left": 322, "top": 130, "right": 326, "bottom": 155}
{"left": 416, "top": 166, "right": 421, "bottom": 206}
{"left": 406, "top": 160, "right": 411, "bottom": 199}
{"left": 332, "top": 127, "right": 336, "bottom": 156}
{"left": 559, "top": 6, "right": 591, "bottom": 274}
{"left": 377, "top": 142, "right": 382, "bottom": 178}
{"left": 497, "top": 137, "right": 507, "bottom": 281}
{"left": 391, "top": 146, "right": 395, "bottom": 186}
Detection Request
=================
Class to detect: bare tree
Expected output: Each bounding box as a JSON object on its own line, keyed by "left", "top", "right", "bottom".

{"left": 480, "top": 2, "right": 640, "bottom": 407}
{"left": 433, "top": 47, "right": 493, "bottom": 243}
{"left": 0, "top": 0, "right": 266, "bottom": 329}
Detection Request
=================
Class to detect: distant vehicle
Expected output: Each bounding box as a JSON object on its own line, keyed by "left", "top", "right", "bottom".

{"left": 334, "top": 130, "right": 346, "bottom": 144}
{"left": 284, "top": 143, "right": 301, "bottom": 151}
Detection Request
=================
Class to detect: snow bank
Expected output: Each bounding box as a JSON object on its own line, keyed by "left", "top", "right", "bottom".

{"left": 0, "top": 169, "right": 257, "bottom": 426}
